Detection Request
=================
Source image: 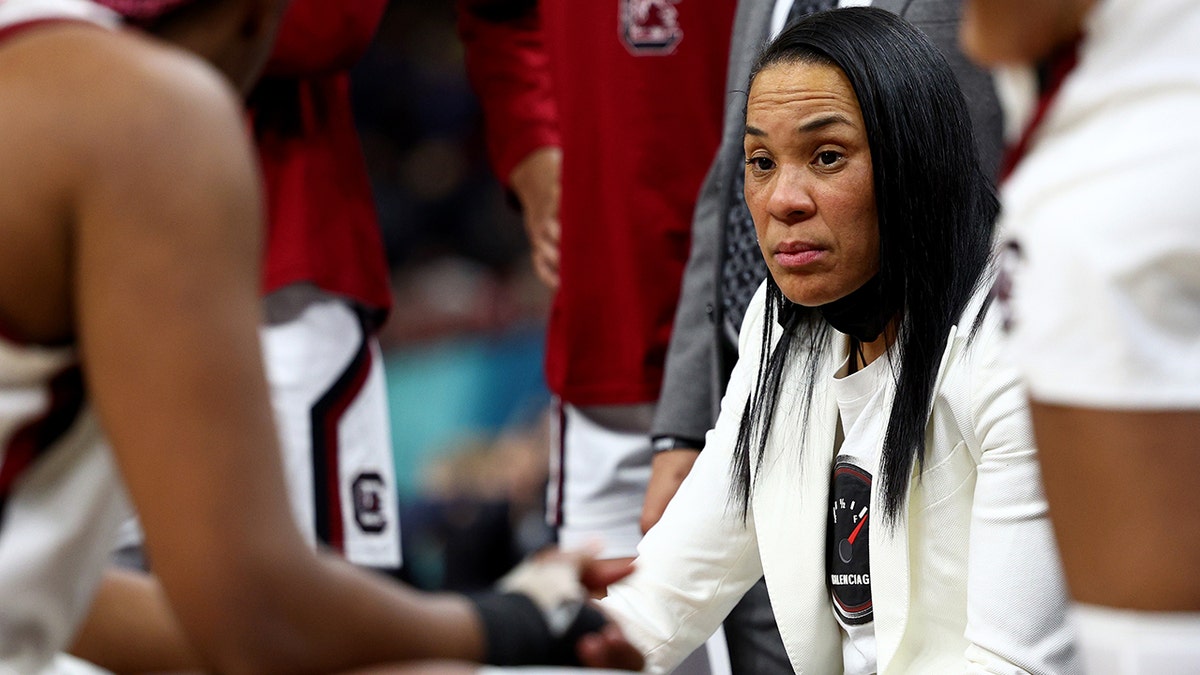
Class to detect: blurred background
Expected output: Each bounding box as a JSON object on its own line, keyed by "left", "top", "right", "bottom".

{"left": 349, "top": 1, "right": 556, "bottom": 591}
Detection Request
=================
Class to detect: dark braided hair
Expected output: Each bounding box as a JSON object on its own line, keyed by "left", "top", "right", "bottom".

{"left": 730, "top": 7, "right": 999, "bottom": 525}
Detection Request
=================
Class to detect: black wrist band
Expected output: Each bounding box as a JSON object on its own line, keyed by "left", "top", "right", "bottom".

{"left": 652, "top": 435, "right": 704, "bottom": 453}
{"left": 468, "top": 591, "right": 608, "bottom": 666}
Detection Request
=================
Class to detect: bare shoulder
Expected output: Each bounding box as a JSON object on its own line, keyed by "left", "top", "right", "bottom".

{"left": 0, "top": 22, "right": 258, "bottom": 341}
{"left": 0, "top": 22, "right": 253, "bottom": 196}
{"left": 0, "top": 22, "right": 243, "bottom": 147}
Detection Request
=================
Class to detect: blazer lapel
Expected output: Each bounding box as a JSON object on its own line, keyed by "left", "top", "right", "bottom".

{"left": 867, "top": 435, "right": 911, "bottom": 669}
{"left": 929, "top": 324, "right": 960, "bottom": 400}
{"left": 870, "top": 326, "right": 959, "bottom": 669}
{"left": 753, "top": 339, "right": 843, "bottom": 672}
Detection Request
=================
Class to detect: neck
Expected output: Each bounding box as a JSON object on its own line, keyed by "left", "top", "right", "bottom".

{"left": 152, "top": 0, "right": 278, "bottom": 95}
{"left": 846, "top": 317, "right": 897, "bottom": 373}
{"left": 859, "top": 320, "right": 895, "bottom": 364}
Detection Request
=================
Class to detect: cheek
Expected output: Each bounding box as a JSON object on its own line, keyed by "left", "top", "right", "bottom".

{"left": 833, "top": 173, "right": 879, "bottom": 267}
{"left": 743, "top": 173, "right": 762, "bottom": 217}
{"left": 858, "top": 192, "right": 880, "bottom": 262}
{"left": 744, "top": 177, "right": 770, "bottom": 241}
{"left": 856, "top": 208, "right": 881, "bottom": 277}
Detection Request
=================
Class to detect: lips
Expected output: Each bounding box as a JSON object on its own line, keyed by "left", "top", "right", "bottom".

{"left": 774, "top": 241, "right": 826, "bottom": 268}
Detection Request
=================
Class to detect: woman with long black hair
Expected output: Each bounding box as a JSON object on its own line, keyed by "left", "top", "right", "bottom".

{"left": 593, "top": 7, "right": 1078, "bottom": 674}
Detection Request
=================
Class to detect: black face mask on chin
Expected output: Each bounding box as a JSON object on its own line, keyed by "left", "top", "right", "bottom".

{"left": 816, "top": 273, "right": 898, "bottom": 343}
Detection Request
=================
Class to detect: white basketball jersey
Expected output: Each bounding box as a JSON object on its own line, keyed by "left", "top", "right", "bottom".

{"left": 0, "top": 0, "right": 118, "bottom": 29}
{"left": 0, "top": 6, "right": 127, "bottom": 675}
{"left": 0, "top": 327, "right": 128, "bottom": 674}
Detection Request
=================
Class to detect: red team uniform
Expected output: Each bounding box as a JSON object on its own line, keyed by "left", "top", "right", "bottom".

{"left": 111, "top": 0, "right": 402, "bottom": 571}
{"left": 462, "top": 0, "right": 734, "bottom": 406}
{"left": 458, "top": 0, "right": 734, "bottom": 566}
{"left": 256, "top": 0, "right": 392, "bottom": 314}
{"left": 251, "top": 0, "right": 401, "bottom": 569}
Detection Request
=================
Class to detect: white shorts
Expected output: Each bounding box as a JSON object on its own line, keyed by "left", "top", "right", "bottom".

{"left": 262, "top": 286, "right": 401, "bottom": 569}
{"left": 548, "top": 401, "right": 653, "bottom": 561}
{"left": 544, "top": 405, "right": 730, "bottom": 674}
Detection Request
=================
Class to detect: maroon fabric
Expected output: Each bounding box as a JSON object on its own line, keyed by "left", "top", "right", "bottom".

{"left": 252, "top": 1, "right": 392, "bottom": 317}
{"left": 999, "top": 38, "right": 1082, "bottom": 183}
{"left": 456, "top": 0, "right": 561, "bottom": 183}
{"left": 266, "top": 0, "right": 388, "bottom": 77}
{"left": 0, "top": 366, "right": 85, "bottom": 519}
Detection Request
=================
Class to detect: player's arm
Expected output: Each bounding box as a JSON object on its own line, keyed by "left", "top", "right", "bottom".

{"left": 455, "top": 0, "right": 559, "bottom": 182}
{"left": 69, "top": 568, "right": 201, "bottom": 673}
{"left": 507, "top": 145, "right": 562, "bottom": 288}
{"left": 640, "top": 448, "right": 700, "bottom": 534}
{"left": 65, "top": 27, "right": 638, "bottom": 674}
{"left": 68, "top": 30, "right": 486, "bottom": 673}
{"left": 456, "top": 0, "right": 563, "bottom": 286}
{"left": 1029, "top": 405, "right": 1200, "bottom": 609}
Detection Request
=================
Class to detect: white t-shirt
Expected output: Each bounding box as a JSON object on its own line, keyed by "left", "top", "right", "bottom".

{"left": 998, "top": 0, "right": 1200, "bottom": 409}
{"left": 827, "top": 347, "right": 893, "bottom": 675}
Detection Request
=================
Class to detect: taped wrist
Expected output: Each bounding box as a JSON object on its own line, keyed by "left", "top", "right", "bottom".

{"left": 469, "top": 591, "right": 608, "bottom": 666}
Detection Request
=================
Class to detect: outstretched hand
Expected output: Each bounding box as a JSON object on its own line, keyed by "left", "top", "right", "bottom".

{"left": 505, "top": 546, "right": 633, "bottom": 602}
{"left": 577, "top": 622, "right": 646, "bottom": 671}
{"left": 497, "top": 547, "right": 643, "bottom": 671}
{"left": 577, "top": 554, "right": 636, "bottom": 596}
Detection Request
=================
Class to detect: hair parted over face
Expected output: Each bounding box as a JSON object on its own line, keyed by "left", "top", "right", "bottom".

{"left": 747, "top": 15, "right": 990, "bottom": 306}
{"left": 743, "top": 60, "right": 878, "bottom": 309}
{"left": 729, "top": 7, "right": 999, "bottom": 524}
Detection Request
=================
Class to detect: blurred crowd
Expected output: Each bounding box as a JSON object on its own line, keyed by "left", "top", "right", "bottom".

{"left": 349, "top": 0, "right": 554, "bottom": 591}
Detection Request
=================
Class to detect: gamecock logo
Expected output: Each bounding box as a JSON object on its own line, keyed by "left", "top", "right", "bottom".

{"left": 352, "top": 471, "right": 387, "bottom": 533}
{"left": 621, "top": 0, "right": 683, "bottom": 54}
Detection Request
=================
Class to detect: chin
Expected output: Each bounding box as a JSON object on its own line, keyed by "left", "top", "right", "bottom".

{"left": 777, "top": 284, "right": 835, "bottom": 308}
{"left": 774, "top": 274, "right": 860, "bottom": 309}
{"left": 769, "top": 257, "right": 838, "bottom": 305}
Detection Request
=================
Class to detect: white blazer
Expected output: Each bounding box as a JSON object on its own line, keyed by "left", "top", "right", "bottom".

{"left": 602, "top": 284, "right": 1079, "bottom": 674}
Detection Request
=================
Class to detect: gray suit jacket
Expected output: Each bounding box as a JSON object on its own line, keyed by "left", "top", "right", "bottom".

{"left": 651, "top": 0, "right": 1003, "bottom": 444}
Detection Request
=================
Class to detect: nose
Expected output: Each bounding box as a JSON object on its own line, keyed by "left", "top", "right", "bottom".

{"left": 762, "top": 164, "right": 815, "bottom": 225}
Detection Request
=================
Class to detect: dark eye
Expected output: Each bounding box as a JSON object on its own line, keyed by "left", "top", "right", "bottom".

{"left": 816, "top": 150, "right": 843, "bottom": 166}
{"left": 746, "top": 156, "right": 775, "bottom": 172}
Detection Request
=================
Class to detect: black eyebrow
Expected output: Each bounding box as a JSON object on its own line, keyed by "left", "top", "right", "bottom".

{"left": 798, "top": 114, "right": 853, "bottom": 133}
